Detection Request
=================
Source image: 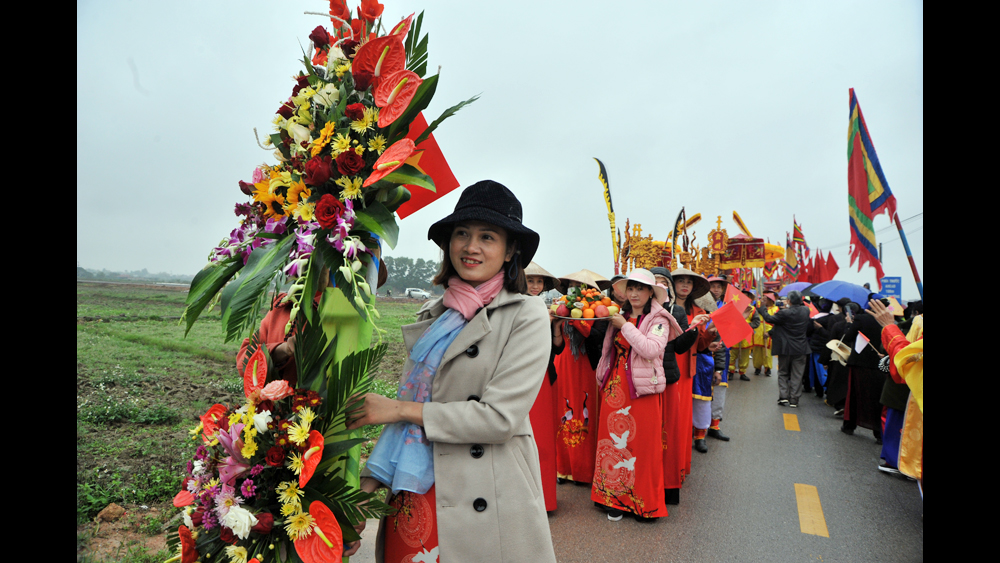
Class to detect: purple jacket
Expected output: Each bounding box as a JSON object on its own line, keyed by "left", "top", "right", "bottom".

{"left": 595, "top": 299, "right": 682, "bottom": 397}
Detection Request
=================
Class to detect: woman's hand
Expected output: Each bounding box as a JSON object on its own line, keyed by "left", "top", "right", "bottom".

{"left": 347, "top": 393, "right": 423, "bottom": 430}
{"left": 690, "top": 314, "right": 711, "bottom": 328}
{"left": 610, "top": 313, "right": 627, "bottom": 329}
{"left": 343, "top": 477, "right": 383, "bottom": 556}
{"left": 868, "top": 299, "right": 895, "bottom": 328}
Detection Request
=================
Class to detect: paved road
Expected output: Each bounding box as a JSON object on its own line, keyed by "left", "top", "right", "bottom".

{"left": 351, "top": 357, "right": 923, "bottom": 562}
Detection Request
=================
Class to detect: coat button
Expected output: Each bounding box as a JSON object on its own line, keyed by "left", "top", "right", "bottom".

{"left": 467, "top": 395, "right": 481, "bottom": 402}
{"left": 465, "top": 345, "right": 479, "bottom": 358}
{"left": 473, "top": 498, "right": 487, "bottom": 512}
{"left": 470, "top": 444, "right": 484, "bottom": 458}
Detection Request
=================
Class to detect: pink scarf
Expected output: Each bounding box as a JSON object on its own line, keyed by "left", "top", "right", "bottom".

{"left": 443, "top": 272, "right": 505, "bottom": 320}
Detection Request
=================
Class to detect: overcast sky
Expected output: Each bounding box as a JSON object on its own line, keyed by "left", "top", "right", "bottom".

{"left": 78, "top": 0, "right": 923, "bottom": 300}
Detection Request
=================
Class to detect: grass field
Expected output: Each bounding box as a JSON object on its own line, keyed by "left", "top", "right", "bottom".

{"left": 76, "top": 281, "right": 421, "bottom": 561}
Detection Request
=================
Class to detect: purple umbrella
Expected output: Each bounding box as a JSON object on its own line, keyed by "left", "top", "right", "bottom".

{"left": 778, "top": 282, "right": 811, "bottom": 297}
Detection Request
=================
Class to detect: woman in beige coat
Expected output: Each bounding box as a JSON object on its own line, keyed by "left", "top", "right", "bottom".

{"left": 348, "top": 180, "right": 557, "bottom": 563}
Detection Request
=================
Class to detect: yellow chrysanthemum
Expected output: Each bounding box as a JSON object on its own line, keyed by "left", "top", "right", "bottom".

{"left": 298, "top": 407, "right": 316, "bottom": 426}
{"left": 204, "top": 478, "right": 220, "bottom": 491}
{"left": 335, "top": 62, "right": 352, "bottom": 78}
{"left": 364, "top": 107, "right": 379, "bottom": 127}
{"left": 276, "top": 481, "right": 304, "bottom": 506}
{"left": 285, "top": 511, "right": 315, "bottom": 541}
{"left": 228, "top": 412, "right": 242, "bottom": 426}
{"left": 330, "top": 133, "right": 353, "bottom": 157}
{"left": 287, "top": 451, "right": 304, "bottom": 475}
{"left": 311, "top": 122, "right": 337, "bottom": 157}
{"left": 367, "top": 134, "right": 387, "bottom": 155}
{"left": 280, "top": 502, "right": 300, "bottom": 517}
{"left": 354, "top": 145, "right": 365, "bottom": 156}
{"left": 335, "top": 176, "right": 364, "bottom": 200}
{"left": 225, "top": 545, "right": 249, "bottom": 563}
{"left": 287, "top": 421, "right": 311, "bottom": 446}
{"left": 188, "top": 422, "right": 203, "bottom": 441}
{"left": 272, "top": 113, "right": 287, "bottom": 132}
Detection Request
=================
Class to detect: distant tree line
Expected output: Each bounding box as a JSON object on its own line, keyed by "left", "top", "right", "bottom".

{"left": 380, "top": 256, "right": 440, "bottom": 296}
{"left": 76, "top": 267, "right": 194, "bottom": 284}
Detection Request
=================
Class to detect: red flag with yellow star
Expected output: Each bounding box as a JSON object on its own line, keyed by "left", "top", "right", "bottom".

{"left": 710, "top": 301, "right": 755, "bottom": 348}
{"left": 724, "top": 283, "right": 751, "bottom": 314}
{"left": 394, "top": 113, "right": 461, "bottom": 219}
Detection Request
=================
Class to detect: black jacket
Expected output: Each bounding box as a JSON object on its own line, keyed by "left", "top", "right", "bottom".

{"left": 662, "top": 303, "right": 696, "bottom": 384}
{"left": 759, "top": 304, "right": 811, "bottom": 356}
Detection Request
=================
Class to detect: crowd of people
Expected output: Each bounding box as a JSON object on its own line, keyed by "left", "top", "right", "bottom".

{"left": 520, "top": 263, "right": 925, "bottom": 524}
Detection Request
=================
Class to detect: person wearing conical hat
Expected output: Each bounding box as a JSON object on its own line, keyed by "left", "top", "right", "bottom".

{"left": 552, "top": 270, "right": 605, "bottom": 486}
{"left": 671, "top": 268, "right": 721, "bottom": 467}
{"left": 524, "top": 261, "right": 563, "bottom": 513}
{"left": 650, "top": 267, "right": 699, "bottom": 506}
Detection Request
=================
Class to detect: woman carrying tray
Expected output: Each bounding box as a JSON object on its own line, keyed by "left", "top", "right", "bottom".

{"left": 590, "top": 268, "right": 681, "bottom": 522}
{"left": 552, "top": 269, "right": 609, "bottom": 486}
{"left": 348, "top": 181, "right": 556, "bottom": 562}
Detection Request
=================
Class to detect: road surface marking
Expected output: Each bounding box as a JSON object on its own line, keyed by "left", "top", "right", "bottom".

{"left": 794, "top": 483, "right": 830, "bottom": 537}
{"left": 784, "top": 413, "right": 800, "bottom": 431}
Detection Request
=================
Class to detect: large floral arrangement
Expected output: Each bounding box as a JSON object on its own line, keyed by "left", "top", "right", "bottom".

{"left": 169, "top": 1, "right": 475, "bottom": 561}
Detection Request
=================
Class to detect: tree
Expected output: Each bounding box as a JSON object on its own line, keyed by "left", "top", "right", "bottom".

{"left": 382, "top": 256, "right": 439, "bottom": 295}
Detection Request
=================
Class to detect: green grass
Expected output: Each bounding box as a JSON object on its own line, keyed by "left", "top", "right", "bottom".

{"left": 77, "top": 283, "right": 418, "bottom": 535}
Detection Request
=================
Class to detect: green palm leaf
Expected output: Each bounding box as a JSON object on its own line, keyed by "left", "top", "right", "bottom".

{"left": 183, "top": 257, "right": 243, "bottom": 336}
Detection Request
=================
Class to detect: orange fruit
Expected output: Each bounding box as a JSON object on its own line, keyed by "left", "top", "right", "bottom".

{"left": 583, "top": 308, "right": 595, "bottom": 319}
{"left": 601, "top": 297, "right": 612, "bottom": 306}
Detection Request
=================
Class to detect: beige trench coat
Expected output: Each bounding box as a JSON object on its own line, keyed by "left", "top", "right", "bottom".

{"left": 366, "top": 288, "right": 557, "bottom": 563}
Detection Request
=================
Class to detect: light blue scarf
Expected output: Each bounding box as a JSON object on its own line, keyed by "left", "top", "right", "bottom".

{"left": 364, "top": 308, "right": 468, "bottom": 494}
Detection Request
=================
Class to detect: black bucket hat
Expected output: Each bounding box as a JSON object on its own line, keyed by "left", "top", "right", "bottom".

{"left": 427, "top": 180, "right": 540, "bottom": 266}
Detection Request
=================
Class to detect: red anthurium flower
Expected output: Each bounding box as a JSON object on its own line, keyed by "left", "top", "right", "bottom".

{"left": 178, "top": 525, "right": 199, "bottom": 563}
{"left": 294, "top": 501, "right": 344, "bottom": 563}
{"left": 374, "top": 70, "right": 422, "bottom": 128}
{"left": 243, "top": 347, "right": 268, "bottom": 399}
{"left": 359, "top": 0, "right": 384, "bottom": 23}
{"left": 200, "top": 404, "right": 228, "bottom": 443}
{"left": 173, "top": 489, "right": 195, "bottom": 508}
{"left": 298, "top": 431, "right": 326, "bottom": 488}
{"left": 351, "top": 35, "right": 405, "bottom": 89}
{"left": 390, "top": 13, "right": 414, "bottom": 36}
{"left": 363, "top": 138, "right": 416, "bottom": 187}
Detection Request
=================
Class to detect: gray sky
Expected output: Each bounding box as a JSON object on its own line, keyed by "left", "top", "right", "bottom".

{"left": 78, "top": 0, "right": 923, "bottom": 300}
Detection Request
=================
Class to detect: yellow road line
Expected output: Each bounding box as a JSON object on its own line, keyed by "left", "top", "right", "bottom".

{"left": 794, "top": 483, "right": 830, "bottom": 537}
{"left": 783, "top": 413, "right": 800, "bottom": 431}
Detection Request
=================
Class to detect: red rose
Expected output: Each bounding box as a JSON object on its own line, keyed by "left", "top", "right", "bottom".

{"left": 251, "top": 512, "right": 274, "bottom": 534}
{"left": 359, "top": 0, "right": 384, "bottom": 23}
{"left": 345, "top": 103, "right": 365, "bottom": 121}
{"left": 276, "top": 101, "right": 295, "bottom": 119}
{"left": 341, "top": 39, "right": 359, "bottom": 59}
{"left": 336, "top": 150, "right": 365, "bottom": 176}
{"left": 303, "top": 155, "right": 333, "bottom": 186}
{"left": 265, "top": 446, "right": 285, "bottom": 467}
{"left": 219, "top": 527, "right": 237, "bottom": 545}
{"left": 315, "top": 194, "right": 346, "bottom": 229}
{"left": 309, "top": 26, "right": 330, "bottom": 48}
{"left": 190, "top": 508, "right": 204, "bottom": 527}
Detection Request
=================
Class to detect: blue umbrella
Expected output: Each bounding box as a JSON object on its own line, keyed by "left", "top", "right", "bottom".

{"left": 809, "top": 280, "right": 881, "bottom": 308}
{"left": 778, "top": 282, "right": 811, "bottom": 296}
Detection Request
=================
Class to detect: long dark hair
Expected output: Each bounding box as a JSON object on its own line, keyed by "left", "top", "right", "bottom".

{"left": 621, "top": 279, "right": 654, "bottom": 319}
{"left": 431, "top": 230, "right": 527, "bottom": 294}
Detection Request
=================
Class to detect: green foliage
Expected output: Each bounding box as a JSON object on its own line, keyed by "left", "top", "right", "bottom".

{"left": 220, "top": 235, "right": 296, "bottom": 343}
{"left": 381, "top": 256, "right": 439, "bottom": 295}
